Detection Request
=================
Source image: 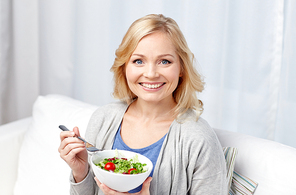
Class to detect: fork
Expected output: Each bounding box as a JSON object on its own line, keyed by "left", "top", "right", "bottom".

{"left": 59, "top": 125, "right": 101, "bottom": 152}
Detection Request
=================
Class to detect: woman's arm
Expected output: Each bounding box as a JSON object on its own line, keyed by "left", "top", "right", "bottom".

{"left": 189, "top": 132, "right": 228, "bottom": 194}
{"left": 58, "top": 127, "right": 97, "bottom": 194}
{"left": 70, "top": 166, "right": 99, "bottom": 195}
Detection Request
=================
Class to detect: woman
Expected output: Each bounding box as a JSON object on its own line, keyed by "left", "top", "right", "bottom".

{"left": 59, "top": 14, "right": 227, "bottom": 195}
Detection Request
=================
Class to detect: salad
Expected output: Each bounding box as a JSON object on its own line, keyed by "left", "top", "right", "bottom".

{"left": 95, "top": 152, "right": 147, "bottom": 174}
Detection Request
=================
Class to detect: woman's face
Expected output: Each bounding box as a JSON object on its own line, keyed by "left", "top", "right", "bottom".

{"left": 125, "top": 32, "right": 181, "bottom": 104}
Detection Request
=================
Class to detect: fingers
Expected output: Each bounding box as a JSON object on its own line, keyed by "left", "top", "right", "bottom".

{"left": 59, "top": 126, "right": 83, "bottom": 149}
{"left": 58, "top": 128, "right": 85, "bottom": 159}
{"left": 94, "top": 177, "right": 101, "bottom": 187}
{"left": 95, "top": 177, "right": 111, "bottom": 194}
{"left": 59, "top": 126, "right": 81, "bottom": 141}
{"left": 73, "top": 126, "right": 81, "bottom": 137}
{"left": 140, "top": 177, "right": 152, "bottom": 195}
{"left": 59, "top": 132, "right": 84, "bottom": 149}
{"left": 95, "top": 176, "right": 151, "bottom": 195}
{"left": 60, "top": 130, "right": 75, "bottom": 141}
{"left": 94, "top": 177, "right": 111, "bottom": 194}
{"left": 95, "top": 177, "right": 129, "bottom": 195}
{"left": 59, "top": 140, "right": 85, "bottom": 158}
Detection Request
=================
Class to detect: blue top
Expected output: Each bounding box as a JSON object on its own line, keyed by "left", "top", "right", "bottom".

{"left": 112, "top": 124, "right": 167, "bottom": 193}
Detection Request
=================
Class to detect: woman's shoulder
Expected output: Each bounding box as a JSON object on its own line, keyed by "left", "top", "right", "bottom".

{"left": 177, "top": 109, "right": 212, "bottom": 131}
{"left": 101, "top": 101, "right": 128, "bottom": 110}
{"left": 171, "top": 114, "right": 223, "bottom": 157}
{"left": 173, "top": 110, "right": 218, "bottom": 143}
{"left": 85, "top": 101, "right": 128, "bottom": 144}
{"left": 92, "top": 101, "right": 128, "bottom": 116}
{"left": 178, "top": 116, "right": 213, "bottom": 136}
{"left": 87, "top": 101, "right": 128, "bottom": 127}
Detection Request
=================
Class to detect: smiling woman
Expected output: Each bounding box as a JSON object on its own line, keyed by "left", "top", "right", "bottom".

{"left": 112, "top": 14, "right": 205, "bottom": 119}
{"left": 59, "top": 14, "right": 228, "bottom": 195}
{"left": 125, "top": 32, "right": 181, "bottom": 106}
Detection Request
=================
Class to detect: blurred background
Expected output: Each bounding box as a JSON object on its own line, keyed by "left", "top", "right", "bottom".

{"left": 0, "top": 0, "right": 295, "bottom": 148}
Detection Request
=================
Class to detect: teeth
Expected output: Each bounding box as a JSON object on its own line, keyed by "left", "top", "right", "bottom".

{"left": 141, "top": 83, "right": 163, "bottom": 89}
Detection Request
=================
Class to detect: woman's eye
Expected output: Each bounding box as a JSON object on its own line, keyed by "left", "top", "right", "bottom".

{"left": 133, "top": 59, "right": 143, "bottom": 65}
{"left": 161, "top": 60, "right": 171, "bottom": 65}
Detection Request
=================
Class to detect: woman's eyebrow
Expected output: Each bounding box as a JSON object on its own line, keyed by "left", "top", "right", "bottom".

{"left": 131, "top": 54, "right": 145, "bottom": 57}
{"left": 158, "top": 54, "right": 175, "bottom": 58}
{"left": 131, "top": 54, "right": 175, "bottom": 58}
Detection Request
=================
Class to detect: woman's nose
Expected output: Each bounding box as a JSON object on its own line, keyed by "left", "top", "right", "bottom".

{"left": 143, "top": 64, "right": 159, "bottom": 78}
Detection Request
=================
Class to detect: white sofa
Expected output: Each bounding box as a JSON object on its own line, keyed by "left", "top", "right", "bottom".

{"left": 1, "top": 94, "right": 296, "bottom": 195}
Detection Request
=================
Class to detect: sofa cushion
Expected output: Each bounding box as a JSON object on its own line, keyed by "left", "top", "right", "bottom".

{"left": 14, "top": 94, "right": 98, "bottom": 195}
{"left": 223, "top": 147, "right": 237, "bottom": 192}
{"left": 230, "top": 170, "right": 258, "bottom": 195}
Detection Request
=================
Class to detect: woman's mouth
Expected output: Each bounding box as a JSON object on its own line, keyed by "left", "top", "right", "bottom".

{"left": 140, "top": 83, "right": 165, "bottom": 89}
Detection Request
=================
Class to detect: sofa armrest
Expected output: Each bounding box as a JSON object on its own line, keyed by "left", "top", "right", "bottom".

{"left": 214, "top": 128, "right": 296, "bottom": 195}
{"left": 0, "top": 117, "right": 32, "bottom": 195}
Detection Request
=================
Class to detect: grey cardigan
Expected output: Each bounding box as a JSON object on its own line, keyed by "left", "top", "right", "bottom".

{"left": 70, "top": 102, "right": 228, "bottom": 195}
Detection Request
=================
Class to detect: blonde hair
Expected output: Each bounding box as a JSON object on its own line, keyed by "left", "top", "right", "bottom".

{"left": 111, "top": 14, "right": 205, "bottom": 120}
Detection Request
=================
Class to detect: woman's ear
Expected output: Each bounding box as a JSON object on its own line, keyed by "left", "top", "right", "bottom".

{"left": 178, "top": 76, "right": 183, "bottom": 85}
{"left": 179, "top": 68, "right": 183, "bottom": 77}
{"left": 179, "top": 63, "right": 184, "bottom": 77}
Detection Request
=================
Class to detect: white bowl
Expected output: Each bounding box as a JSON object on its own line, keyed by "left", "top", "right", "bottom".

{"left": 91, "top": 150, "right": 153, "bottom": 192}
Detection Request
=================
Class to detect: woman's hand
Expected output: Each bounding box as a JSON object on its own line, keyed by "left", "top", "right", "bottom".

{"left": 94, "top": 177, "right": 152, "bottom": 195}
{"left": 58, "top": 126, "right": 89, "bottom": 183}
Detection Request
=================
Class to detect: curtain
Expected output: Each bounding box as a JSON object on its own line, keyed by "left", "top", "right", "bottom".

{"left": 0, "top": 0, "right": 39, "bottom": 124}
{"left": 1, "top": 0, "right": 295, "bottom": 148}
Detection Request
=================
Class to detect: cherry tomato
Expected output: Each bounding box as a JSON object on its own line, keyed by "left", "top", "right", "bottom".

{"left": 104, "top": 162, "right": 116, "bottom": 171}
{"left": 128, "top": 168, "right": 137, "bottom": 174}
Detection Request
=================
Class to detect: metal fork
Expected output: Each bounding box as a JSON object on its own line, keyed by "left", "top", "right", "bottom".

{"left": 59, "top": 125, "right": 101, "bottom": 152}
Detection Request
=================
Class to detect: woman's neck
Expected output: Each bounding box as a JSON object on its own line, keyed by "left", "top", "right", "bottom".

{"left": 129, "top": 98, "right": 177, "bottom": 121}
